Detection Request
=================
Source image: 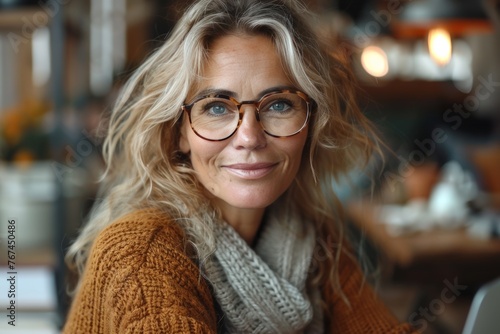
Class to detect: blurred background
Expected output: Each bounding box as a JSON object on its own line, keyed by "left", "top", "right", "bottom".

{"left": 0, "top": 0, "right": 499, "bottom": 333}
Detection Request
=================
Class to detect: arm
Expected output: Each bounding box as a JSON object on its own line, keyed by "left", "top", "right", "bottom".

{"left": 63, "top": 211, "right": 217, "bottom": 334}
{"left": 326, "top": 251, "right": 417, "bottom": 333}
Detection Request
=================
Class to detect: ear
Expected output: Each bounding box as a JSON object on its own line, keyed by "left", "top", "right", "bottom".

{"left": 179, "top": 118, "right": 191, "bottom": 154}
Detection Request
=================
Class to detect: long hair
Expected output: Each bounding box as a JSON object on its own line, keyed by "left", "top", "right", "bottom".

{"left": 66, "top": 0, "right": 381, "bottom": 302}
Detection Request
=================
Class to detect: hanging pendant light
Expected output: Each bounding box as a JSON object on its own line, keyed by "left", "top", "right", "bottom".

{"left": 427, "top": 27, "right": 452, "bottom": 65}
{"left": 361, "top": 45, "right": 390, "bottom": 77}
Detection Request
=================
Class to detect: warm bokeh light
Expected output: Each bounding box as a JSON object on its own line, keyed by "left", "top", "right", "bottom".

{"left": 428, "top": 28, "right": 452, "bottom": 66}
{"left": 361, "top": 46, "right": 389, "bottom": 77}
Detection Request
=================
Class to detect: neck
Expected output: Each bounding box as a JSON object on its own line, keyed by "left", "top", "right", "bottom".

{"left": 216, "top": 202, "right": 265, "bottom": 245}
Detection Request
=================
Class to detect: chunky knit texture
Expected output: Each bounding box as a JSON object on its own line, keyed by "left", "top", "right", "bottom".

{"left": 204, "top": 208, "right": 322, "bottom": 333}
{"left": 63, "top": 210, "right": 417, "bottom": 333}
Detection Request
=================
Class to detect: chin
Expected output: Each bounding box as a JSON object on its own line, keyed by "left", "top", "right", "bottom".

{"left": 206, "top": 182, "right": 291, "bottom": 211}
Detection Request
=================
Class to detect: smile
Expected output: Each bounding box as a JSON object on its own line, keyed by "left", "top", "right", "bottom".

{"left": 223, "top": 162, "right": 278, "bottom": 179}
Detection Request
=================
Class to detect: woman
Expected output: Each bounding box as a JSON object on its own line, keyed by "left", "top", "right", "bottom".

{"left": 64, "top": 0, "right": 415, "bottom": 332}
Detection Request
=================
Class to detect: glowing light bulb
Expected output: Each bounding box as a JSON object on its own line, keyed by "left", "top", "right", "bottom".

{"left": 428, "top": 28, "right": 452, "bottom": 66}
{"left": 361, "top": 46, "right": 389, "bottom": 77}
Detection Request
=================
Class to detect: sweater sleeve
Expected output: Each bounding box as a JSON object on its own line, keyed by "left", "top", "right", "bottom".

{"left": 63, "top": 210, "right": 217, "bottom": 334}
{"left": 326, "top": 251, "right": 417, "bottom": 333}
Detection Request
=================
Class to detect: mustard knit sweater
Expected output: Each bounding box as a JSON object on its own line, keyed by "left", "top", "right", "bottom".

{"left": 63, "top": 210, "right": 415, "bottom": 333}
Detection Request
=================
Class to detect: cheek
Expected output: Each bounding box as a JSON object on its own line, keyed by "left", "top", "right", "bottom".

{"left": 188, "top": 136, "right": 223, "bottom": 176}
{"left": 191, "top": 146, "right": 213, "bottom": 170}
{"left": 189, "top": 142, "right": 228, "bottom": 197}
{"left": 287, "top": 134, "right": 308, "bottom": 166}
{"left": 181, "top": 118, "right": 218, "bottom": 165}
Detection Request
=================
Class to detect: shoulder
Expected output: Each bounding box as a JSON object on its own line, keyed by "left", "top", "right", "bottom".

{"left": 65, "top": 209, "right": 217, "bottom": 333}
{"left": 91, "top": 208, "right": 189, "bottom": 266}
{"left": 98, "top": 208, "right": 185, "bottom": 244}
{"left": 84, "top": 208, "right": 200, "bottom": 285}
{"left": 325, "top": 249, "right": 417, "bottom": 333}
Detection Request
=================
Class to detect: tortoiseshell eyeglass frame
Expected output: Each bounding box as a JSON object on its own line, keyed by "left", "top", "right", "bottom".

{"left": 181, "top": 89, "right": 315, "bottom": 141}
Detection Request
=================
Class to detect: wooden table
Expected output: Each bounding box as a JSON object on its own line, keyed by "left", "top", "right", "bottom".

{"left": 347, "top": 201, "right": 500, "bottom": 285}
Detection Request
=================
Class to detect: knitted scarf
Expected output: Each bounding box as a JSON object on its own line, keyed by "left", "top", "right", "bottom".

{"left": 204, "top": 208, "right": 324, "bottom": 333}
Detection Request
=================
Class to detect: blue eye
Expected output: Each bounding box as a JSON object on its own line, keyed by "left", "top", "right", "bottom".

{"left": 193, "top": 97, "right": 236, "bottom": 118}
{"left": 208, "top": 104, "right": 227, "bottom": 115}
{"left": 268, "top": 100, "right": 291, "bottom": 112}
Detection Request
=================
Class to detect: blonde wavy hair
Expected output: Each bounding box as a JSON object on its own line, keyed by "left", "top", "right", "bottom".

{"left": 66, "top": 0, "right": 381, "bottom": 300}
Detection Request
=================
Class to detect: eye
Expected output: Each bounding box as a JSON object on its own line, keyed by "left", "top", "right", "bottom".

{"left": 198, "top": 99, "right": 235, "bottom": 117}
{"left": 271, "top": 101, "right": 288, "bottom": 111}
{"left": 266, "top": 99, "right": 292, "bottom": 113}
{"left": 206, "top": 103, "right": 228, "bottom": 115}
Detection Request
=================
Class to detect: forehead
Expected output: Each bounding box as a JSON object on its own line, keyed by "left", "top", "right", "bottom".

{"left": 188, "top": 34, "right": 293, "bottom": 99}
{"left": 207, "top": 33, "right": 275, "bottom": 59}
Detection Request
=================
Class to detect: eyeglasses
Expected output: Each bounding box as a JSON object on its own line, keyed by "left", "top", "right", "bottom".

{"left": 182, "top": 89, "right": 314, "bottom": 141}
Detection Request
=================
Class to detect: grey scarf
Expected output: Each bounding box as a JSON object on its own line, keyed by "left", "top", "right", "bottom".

{"left": 204, "top": 209, "right": 324, "bottom": 333}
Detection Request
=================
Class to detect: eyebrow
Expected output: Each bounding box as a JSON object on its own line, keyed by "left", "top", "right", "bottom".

{"left": 190, "top": 85, "right": 299, "bottom": 102}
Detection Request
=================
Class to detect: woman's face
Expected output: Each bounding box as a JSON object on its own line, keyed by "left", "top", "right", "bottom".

{"left": 180, "top": 34, "right": 308, "bottom": 215}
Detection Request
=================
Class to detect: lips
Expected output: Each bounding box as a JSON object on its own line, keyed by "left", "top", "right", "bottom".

{"left": 222, "top": 162, "right": 277, "bottom": 179}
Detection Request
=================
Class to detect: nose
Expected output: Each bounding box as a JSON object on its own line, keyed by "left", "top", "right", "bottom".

{"left": 231, "top": 104, "right": 267, "bottom": 150}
